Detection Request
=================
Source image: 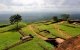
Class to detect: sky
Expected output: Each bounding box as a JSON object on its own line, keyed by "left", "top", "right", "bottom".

{"left": 0, "top": 0, "right": 80, "bottom": 13}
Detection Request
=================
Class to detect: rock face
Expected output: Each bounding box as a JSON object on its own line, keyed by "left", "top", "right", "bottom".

{"left": 56, "top": 35, "right": 80, "bottom": 50}
{"left": 55, "top": 38, "right": 65, "bottom": 44}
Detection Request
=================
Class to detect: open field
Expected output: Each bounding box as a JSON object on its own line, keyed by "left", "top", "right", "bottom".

{"left": 0, "top": 21, "right": 80, "bottom": 50}
{"left": 59, "top": 23, "right": 80, "bottom": 37}
{"left": 0, "top": 31, "right": 20, "bottom": 50}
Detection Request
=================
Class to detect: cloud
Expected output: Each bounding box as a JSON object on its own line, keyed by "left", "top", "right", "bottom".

{"left": 0, "top": 4, "right": 9, "bottom": 11}
{"left": 0, "top": 4, "right": 7, "bottom": 9}
{"left": 0, "top": 0, "right": 80, "bottom": 13}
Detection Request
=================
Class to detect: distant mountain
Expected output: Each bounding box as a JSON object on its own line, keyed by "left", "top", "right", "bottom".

{"left": 0, "top": 12, "right": 80, "bottom": 23}
{"left": 70, "top": 14, "right": 80, "bottom": 19}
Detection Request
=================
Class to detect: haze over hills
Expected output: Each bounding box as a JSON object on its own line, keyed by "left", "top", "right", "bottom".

{"left": 0, "top": 12, "right": 80, "bottom": 23}
{"left": 0, "top": 0, "right": 80, "bottom": 23}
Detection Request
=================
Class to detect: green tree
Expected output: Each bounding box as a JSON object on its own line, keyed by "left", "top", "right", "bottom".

{"left": 53, "top": 16, "right": 59, "bottom": 22}
{"left": 61, "top": 14, "right": 70, "bottom": 21}
{"left": 9, "top": 14, "right": 22, "bottom": 30}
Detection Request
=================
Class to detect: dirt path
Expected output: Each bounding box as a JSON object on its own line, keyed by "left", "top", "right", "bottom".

{"left": 53, "top": 24, "right": 72, "bottom": 39}
{"left": 56, "top": 35, "right": 80, "bottom": 50}
{"left": 28, "top": 25, "right": 48, "bottom": 40}
{"left": 28, "top": 25, "right": 65, "bottom": 44}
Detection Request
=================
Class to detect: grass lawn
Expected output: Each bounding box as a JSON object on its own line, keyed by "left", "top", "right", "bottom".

{"left": 10, "top": 26, "right": 54, "bottom": 50}
{"left": 0, "top": 25, "right": 54, "bottom": 50}
{"left": 0, "top": 31, "right": 21, "bottom": 50}
{"left": 0, "top": 21, "right": 80, "bottom": 50}
{"left": 0, "top": 22, "right": 26, "bottom": 33}
{"left": 31, "top": 23, "right": 56, "bottom": 38}
{"left": 33, "top": 23, "right": 70, "bottom": 39}
{"left": 59, "top": 24, "right": 80, "bottom": 37}
{"left": 10, "top": 37, "right": 54, "bottom": 50}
